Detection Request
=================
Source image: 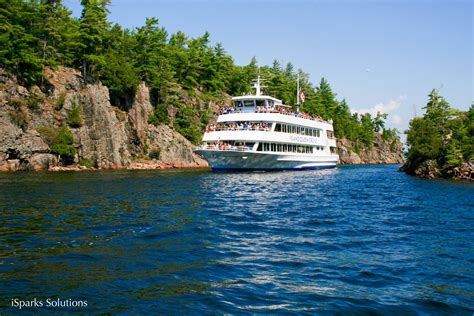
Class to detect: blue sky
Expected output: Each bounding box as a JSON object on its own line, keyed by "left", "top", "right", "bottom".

{"left": 64, "top": 0, "right": 472, "bottom": 134}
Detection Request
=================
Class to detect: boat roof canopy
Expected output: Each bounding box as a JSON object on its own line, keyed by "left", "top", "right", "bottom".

{"left": 232, "top": 95, "right": 282, "bottom": 103}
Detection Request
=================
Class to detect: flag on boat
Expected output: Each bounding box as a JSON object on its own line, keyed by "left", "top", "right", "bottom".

{"left": 299, "top": 88, "right": 305, "bottom": 103}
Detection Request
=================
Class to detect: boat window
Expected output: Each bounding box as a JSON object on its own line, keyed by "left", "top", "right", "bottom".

{"left": 277, "top": 144, "right": 282, "bottom": 152}
{"left": 244, "top": 100, "right": 255, "bottom": 107}
{"left": 275, "top": 123, "right": 281, "bottom": 132}
{"left": 271, "top": 143, "right": 276, "bottom": 152}
{"left": 257, "top": 143, "right": 263, "bottom": 151}
{"left": 234, "top": 100, "right": 243, "bottom": 108}
{"left": 255, "top": 99, "right": 266, "bottom": 107}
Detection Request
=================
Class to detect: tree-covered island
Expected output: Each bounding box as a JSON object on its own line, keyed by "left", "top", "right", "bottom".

{"left": 401, "top": 90, "right": 473, "bottom": 180}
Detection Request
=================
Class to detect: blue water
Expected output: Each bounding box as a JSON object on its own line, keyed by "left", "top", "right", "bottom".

{"left": 0, "top": 165, "right": 473, "bottom": 314}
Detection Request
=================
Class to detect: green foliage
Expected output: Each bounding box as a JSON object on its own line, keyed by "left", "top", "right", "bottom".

{"left": 37, "top": 126, "right": 76, "bottom": 164}
{"left": 405, "top": 92, "right": 473, "bottom": 171}
{"left": 382, "top": 128, "right": 399, "bottom": 141}
{"left": 406, "top": 117, "right": 441, "bottom": 161}
{"left": 67, "top": 104, "right": 83, "bottom": 128}
{"left": 79, "top": 158, "right": 96, "bottom": 168}
{"left": 100, "top": 26, "right": 140, "bottom": 108}
{"left": 360, "top": 113, "right": 375, "bottom": 147}
{"left": 148, "top": 103, "right": 170, "bottom": 126}
{"left": 52, "top": 126, "right": 76, "bottom": 162}
{"left": 444, "top": 140, "right": 463, "bottom": 168}
{"left": 8, "top": 97, "right": 26, "bottom": 109}
{"left": 27, "top": 94, "right": 42, "bottom": 110}
{"left": 79, "top": 0, "right": 111, "bottom": 78}
{"left": 56, "top": 93, "right": 66, "bottom": 110}
{"left": 174, "top": 104, "right": 204, "bottom": 145}
{"left": 374, "top": 112, "right": 388, "bottom": 133}
{"left": 36, "top": 126, "right": 58, "bottom": 146}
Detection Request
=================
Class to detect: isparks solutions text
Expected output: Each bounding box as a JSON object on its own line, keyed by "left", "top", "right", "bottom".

{"left": 11, "top": 298, "right": 88, "bottom": 309}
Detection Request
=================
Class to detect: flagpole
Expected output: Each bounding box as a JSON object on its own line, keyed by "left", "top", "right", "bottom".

{"left": 296, "top": 73, "right": 300, "bottom": 112}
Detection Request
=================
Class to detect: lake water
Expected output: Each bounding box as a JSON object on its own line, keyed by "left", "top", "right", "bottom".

{"left": 0, "top": 165, "right": 473, "bottom": 314}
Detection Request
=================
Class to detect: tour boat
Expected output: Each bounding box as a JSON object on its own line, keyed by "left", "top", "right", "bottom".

{"left": 194, "top": 77, "right": 339, "bottom": 171}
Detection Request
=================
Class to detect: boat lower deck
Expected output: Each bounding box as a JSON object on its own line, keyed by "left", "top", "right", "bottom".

{"left": 194, "top": 149, "right": 338, "bottom": 171}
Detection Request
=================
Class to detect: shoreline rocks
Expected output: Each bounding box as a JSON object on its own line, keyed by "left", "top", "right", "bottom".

{"left": 400, "top": 159, "right": 473, "bottom": 181}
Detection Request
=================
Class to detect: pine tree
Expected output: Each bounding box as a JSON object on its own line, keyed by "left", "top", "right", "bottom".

{"left": 79, "top": 0, "right": 111, "bottom": 79}
{"left": 0, "top": 0, "right": 44, "bottom": 85}
{"left": 134, "top": 17, "right": 173, "bottom": 102}
{"left": 373, "top": 112, "right": 388, "bottom": 133}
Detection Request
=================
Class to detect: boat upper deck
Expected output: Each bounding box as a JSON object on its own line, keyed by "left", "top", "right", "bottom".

{"left": 217, "top": 107, "right": 334, "bottom": 131}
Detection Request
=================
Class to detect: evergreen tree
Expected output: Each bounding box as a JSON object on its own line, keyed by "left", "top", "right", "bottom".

{"left": 360, "top": 113, "right": 375, "bottom": 147}
{"left": 406, "top": 117, "right": 442, "bottom": 161}
{"left": 373, "top": 112, "right": 388, "bottom": 133}
{"left": 101, "top": 24, "right": 139, "bottom": 108}
{"left": 79, "top": 0, "right": 111, "bottom": 79}
{"left": 134, "top": 17, "right": 173, "bottom": 102}
{"left": 0, "top": 0, "right": 44, "bottom": 85}
{"left": 316, "top": 78, "right": 337, "bottom": 119}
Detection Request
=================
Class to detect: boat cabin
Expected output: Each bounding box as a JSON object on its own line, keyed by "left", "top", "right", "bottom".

{"left": 232, "top": 96, "right": 291, "bottom": 113}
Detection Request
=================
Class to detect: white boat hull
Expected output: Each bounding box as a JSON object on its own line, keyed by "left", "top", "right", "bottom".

{"left": 195, "top": 149, "right": 337, "bottom": 171}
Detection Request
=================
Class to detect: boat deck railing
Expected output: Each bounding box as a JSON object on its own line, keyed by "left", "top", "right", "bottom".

{"left": 206, "top": 125, "right": 270, "bottom": 133}
{"left": 195, "top": 144, "right": 252, "bottom": 152}
{"left": 220, "top": 107, "right": 330, "bottom": 123}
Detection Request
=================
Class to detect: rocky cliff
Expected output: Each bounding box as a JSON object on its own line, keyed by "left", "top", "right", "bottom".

{"left": 337, "top": 135, "right": 405, "bottom": 165}
{"left": 0, "top": 67, "right": 208, "bottom": 171}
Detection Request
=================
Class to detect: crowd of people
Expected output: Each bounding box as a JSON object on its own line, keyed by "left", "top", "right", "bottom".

{"left": 205, "top": 122, "right": 271, "bottom": 132}
{"left": 220, "top": 105, "right": 326, "bottom": 122}
{"left": 197, "top": 141, "right": 250, "bottom": 151}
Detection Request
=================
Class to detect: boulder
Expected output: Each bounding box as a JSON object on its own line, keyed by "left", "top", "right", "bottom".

{"left": 28, "top": 153, "right": 58, "bottom": 171}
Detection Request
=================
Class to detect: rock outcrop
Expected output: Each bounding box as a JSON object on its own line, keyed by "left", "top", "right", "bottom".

{"left": 0, "top": 67, "right": 208, "bottom": 171}
{"left": 337, "top": 135, "right": 405, "bottom": 165}
{"left": 400, "top": 159, "right": 473, "bottom": 181}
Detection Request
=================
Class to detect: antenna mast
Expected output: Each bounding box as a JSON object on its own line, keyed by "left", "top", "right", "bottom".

{"left": 254, "top": 75, "right": 261, "bottom": 96}
{"left": 296, "top": 73, "right": 300, "bottom": 112}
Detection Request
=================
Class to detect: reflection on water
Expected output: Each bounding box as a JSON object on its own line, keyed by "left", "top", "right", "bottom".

{"left": 0, "top": 166, "right": 473, "bottom": 314}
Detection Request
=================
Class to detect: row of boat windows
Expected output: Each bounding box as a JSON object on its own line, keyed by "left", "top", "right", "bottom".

{"left": 216, "top": 121, "right": 325, "bottom": 137}
{"left": 234, "top": 99, "right": 276, "bottom": 108}
{"left": 274, "top": 123, "right": 321, "bottom": 137}
{"left": 257, "top": 143, "right": 325, "bottom": 154}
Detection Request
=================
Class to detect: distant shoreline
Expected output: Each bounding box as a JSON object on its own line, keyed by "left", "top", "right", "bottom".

{"left": 0, "top": 160, "right": 405, "bottom": 173}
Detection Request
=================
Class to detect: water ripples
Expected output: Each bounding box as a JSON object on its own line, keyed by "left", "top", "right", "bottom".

{"left": 0, "top": 165, "right": 473, "bottom": 314}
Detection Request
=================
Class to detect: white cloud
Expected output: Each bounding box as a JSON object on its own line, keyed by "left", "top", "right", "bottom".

{"left": 351, "top": 95, "right": 406, "bottom": 117}
{"left": 390, "top": 114, "right": 402, "bottom": 125}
